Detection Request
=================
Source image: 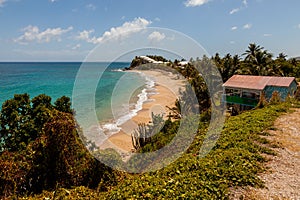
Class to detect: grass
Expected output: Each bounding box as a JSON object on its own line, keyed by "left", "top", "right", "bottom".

{"left": 24, "top": 102, "right": 295, "bottom": 199}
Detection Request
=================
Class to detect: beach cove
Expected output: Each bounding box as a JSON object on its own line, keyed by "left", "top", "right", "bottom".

{"left": 0, "top": 62, "right": 186, "bottom": 154}
{"left": 100, "top": 69, "right": 187, "bottom": 152}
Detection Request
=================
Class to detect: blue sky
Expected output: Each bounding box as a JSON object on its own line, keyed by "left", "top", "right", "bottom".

{"left": 0, "top": 0, "right": 300, "bottom": 61}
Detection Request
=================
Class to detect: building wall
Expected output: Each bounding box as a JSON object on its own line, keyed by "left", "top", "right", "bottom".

{"left": 289, "top": 81, "right": 298, "bottom": 96}
{"left": 264, "top": 81, "right": 298, "bottom": 100}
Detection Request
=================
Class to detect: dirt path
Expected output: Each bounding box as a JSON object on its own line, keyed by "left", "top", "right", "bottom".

{"left": 231, "top": 108, "right": 300, "bottom": 200}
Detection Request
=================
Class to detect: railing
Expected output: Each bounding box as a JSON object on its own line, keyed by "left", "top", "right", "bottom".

{"left": 222, "top": 95, "right": 258, "bottom": 107}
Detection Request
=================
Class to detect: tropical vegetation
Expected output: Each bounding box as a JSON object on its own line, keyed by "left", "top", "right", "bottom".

{"left": 0, "top": 94, "right": 114, "bottom": 199}
{"left": 0, "top": 43, "right": 300, "bottom": 199}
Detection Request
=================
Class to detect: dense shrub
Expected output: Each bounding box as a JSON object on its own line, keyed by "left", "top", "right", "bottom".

{"left": 0, "top": 94, "right": 115, "bottom": 198}
{"left": 101, "top": 103, "right": 291, "bottom": 199}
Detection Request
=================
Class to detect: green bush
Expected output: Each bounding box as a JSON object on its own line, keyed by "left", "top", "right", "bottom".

{"left": 99, "top": 103, "right": 291, "bottom": 199}
{"left": 1, "top": 94, "right": 295, "bottom": 199}
{"left": 0, "top": 94, "right": 115, "bottom": 198}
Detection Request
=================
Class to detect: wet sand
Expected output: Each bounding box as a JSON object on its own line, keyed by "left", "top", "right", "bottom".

{"left": 100, "top": 69, "right": 186, "bottom": 152}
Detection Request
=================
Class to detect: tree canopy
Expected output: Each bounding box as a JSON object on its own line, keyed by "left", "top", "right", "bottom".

{"left": 0, "top": 94, "right": 114, "bottom": 198}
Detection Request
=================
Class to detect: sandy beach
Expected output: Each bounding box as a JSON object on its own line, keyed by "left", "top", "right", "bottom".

{"left": 100, "top": 69, "right": 186, "bottom": 152}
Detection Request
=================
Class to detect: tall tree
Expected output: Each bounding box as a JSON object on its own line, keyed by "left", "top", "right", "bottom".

{"left": 31, "top": 94, "right": 53, "bottom": 130}
{"left": 242, "top": 43, "right": 273, "bottom": 75}
{"left": 0, "top": 94, "right": 35, "bottom": 151}
{"left": 277, "top": 52, "right": 287, "bottom": 61}
{"left": 243, "top": 43, "right": 264, "bottom": 64}
{"left": 54, "top": 96, "right": 72, "bottom": 114}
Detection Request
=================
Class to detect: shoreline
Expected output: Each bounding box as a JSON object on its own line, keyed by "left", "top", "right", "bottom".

{"left": 100, "top": 69, "right": 186, "bottom": 153}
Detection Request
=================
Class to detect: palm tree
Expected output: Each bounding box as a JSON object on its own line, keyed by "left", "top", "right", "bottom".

{"left": 255, "top": 50, "right": 273, "bottom": 75}
{"left": 242, "top": 43, "right": 273, "bottom": 75}
{"left": 277, "top": 53, "right": 287, "bottom": 61}
{"left": 243, "top": 43, "right": 264, "bottom": 64}
{"left": 216, "top": 53, "right": 234, "bottom": 82}
{"left": 289, "top": 58, "right": 300, "bottom": 77}
{"left": 290, "top": 58, "right": 298, "bottom": 69}
{"left": 229, "top": 54, "right": 241, "bottom": 77}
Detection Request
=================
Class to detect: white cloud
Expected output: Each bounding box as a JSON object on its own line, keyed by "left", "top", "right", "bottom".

{"left": 230, "top": 8, "right": 240, "bottom": 14}
{"left": 243, "top": 23, "right": 252, "bottom": 29}
{"left": 231, "top": 26, "right": 238, "bottom": 30}
{"left": 77, "top": 17, "right": 151, "bottom": 44}
{"left": 15, "top": 25, "right": 73, "bottom": 44}
{"left": 263, "top": 33, "right": 272, "bottom": 37}
{"left": 0, "top": 0, "right": 7, "bottom": 7}
{"left": 148, "top": 31, "right": 166, "bottom": 42}
{"left": 86, "top": 3, "right": 96, "bottom": 11}
{"left": 184, "top": 0, "right": 211, "bottom": 7}
{"left": 298, "top": 24, "right": 300, "bottom": 29}
{"left": 76, "top": 29, "right": 95, "bottom": 43}
{"left": 230, "top": 41, "right": 236, "bottom": 44}
{"left": 229, "top": 0, "right": 248, "bottom": 15}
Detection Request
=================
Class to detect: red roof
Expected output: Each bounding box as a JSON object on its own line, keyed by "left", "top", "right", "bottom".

{"left": 223, "top": 75, "right": 296, "bottom": 90}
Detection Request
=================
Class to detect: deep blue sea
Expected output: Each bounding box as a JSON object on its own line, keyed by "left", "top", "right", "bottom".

{"left": 0, "top": 62, "right": 152, "bottom": 136}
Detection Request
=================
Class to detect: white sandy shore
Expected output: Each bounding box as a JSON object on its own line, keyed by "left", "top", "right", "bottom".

{"left": 100, "top": 69, "right": 186, "bottom": 153}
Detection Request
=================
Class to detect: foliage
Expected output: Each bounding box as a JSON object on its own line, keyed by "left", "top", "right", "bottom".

{"left": 211, "top": 43, "right": 300, "bottom": 79}
{"left": 0, "top": 94, "right": 115, "bottom": 198}
{"left": 2, "top": 43, "right": 300, "bottom": 198}
{"left": 23, "top": 186, "right": 105, "bottom": 200}
{"left": 132, "top": 123, "right": 151, "bottom": 151}
{"left": 54, "top": 96, "right": 73, "bottom": 114}
{"left": 100, "top": 103, "right": 291, "bottom": 199}
{"left": 0, "top": 94, "right": 37, "bottom": 151}
{"left": 138, "top": 118, "right": 179, "bottom": 153}
{"left": 256, "top": 92, "right": 268, "bottom": 109}
{"left": 128, "top": 55, "right": 169, "bottom": 69}
{"left": 0, "top": 94, "right": 73, "bottom": 152}
{"left": 295, "top": 86, "right": 300, "bottom": 101}
{"left": 0, "top": 94, "right": 55, "bottom": 152}
{"left": 41, "top": 112, "right": 112, "bottom": 189}
{"left": 14, "top": 102, "right": 295, "bottom": 199}
{"left": 269, "top": 91, "right": 281, "bottom": 104}
{"left": 31, "top": 94, "right": 54, "bottom": 130}
{"left": 146, "top": 55, "right": 168, "bottom": 62}
{"left": 175, "top": 59, "right": 211, "bottom": 112}
{"left": 131, "top": 113, "right": 164, "bottom": 151}
{"left": 0, "top": 150, "right": 32, "bottom": 198}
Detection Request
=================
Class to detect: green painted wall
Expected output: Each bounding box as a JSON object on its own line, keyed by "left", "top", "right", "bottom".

{"left": 224, "top": 95, "right": 258, "bottom": 107}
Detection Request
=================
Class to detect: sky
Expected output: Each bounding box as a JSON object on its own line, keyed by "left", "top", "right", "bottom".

{"left": 0, "top": 0, "right": 300, "bottom": 61}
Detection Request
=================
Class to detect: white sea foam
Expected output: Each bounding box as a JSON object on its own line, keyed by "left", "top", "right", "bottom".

{"left": 111, "top": 68, "right": 124, "bottom": 72}
{"left": 103, "top": 123, "right": 121, "bottom": 132}
{"left": 99, "top": 72, "right": 156, "bottom": 136}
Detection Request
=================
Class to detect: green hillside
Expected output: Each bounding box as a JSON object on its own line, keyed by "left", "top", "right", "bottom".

{"left": 22, "top": 101, "right": 299, "bottom": 199}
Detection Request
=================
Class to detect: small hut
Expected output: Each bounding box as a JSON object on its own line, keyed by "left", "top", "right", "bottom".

{"left": 222, "top": 75, "right": 298, "bottom": 107}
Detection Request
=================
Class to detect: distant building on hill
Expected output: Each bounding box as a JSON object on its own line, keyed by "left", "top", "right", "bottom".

{"left": 222, "top": 75, "right": 298, "bottom": 108}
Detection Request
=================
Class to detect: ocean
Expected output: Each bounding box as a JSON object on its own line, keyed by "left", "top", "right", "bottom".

{"left": 0, "top": 62, "right": 153, "bottom": 137}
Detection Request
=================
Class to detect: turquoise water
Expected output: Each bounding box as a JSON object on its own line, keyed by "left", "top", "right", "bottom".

{"left": 0, "top": 62, "right": 78, "bottom": 104}
{"left": 0, "top": 62, "right": 151, "bottom": 135}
